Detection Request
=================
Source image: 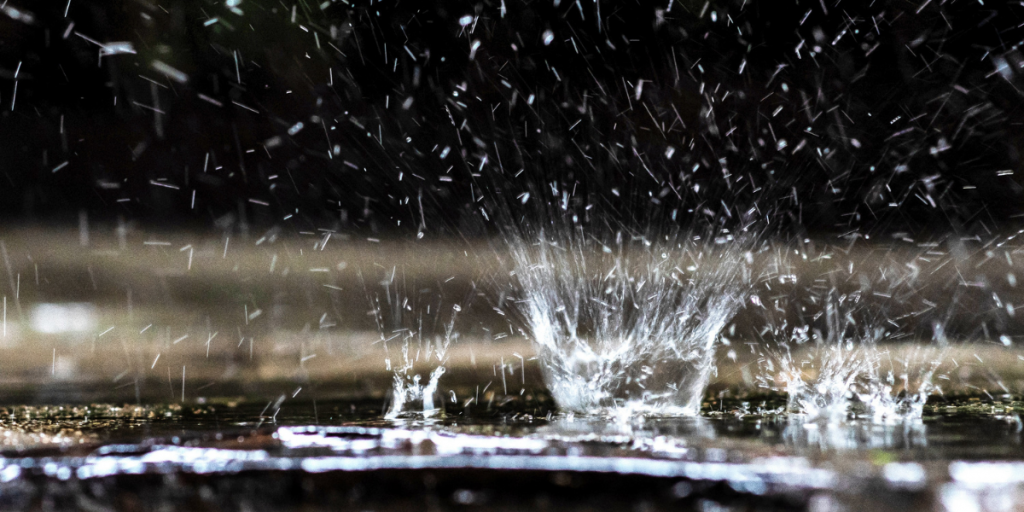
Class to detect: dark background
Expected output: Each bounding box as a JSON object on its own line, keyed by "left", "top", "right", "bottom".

{"left": 2, "top": 0, "right": 1024, "bottom": 238}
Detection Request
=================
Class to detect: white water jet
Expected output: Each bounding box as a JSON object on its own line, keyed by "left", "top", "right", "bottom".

{"left": 508, "top": 226, "right": 750, "bottom": 416}
{"left": 777, "top": 343, "right": 944, "bottom": 425}
{"left": 387, "top": 365, "right": 447, "bottom": 419}
{"left": 384, "top": 314, "right": 457, "bottom": 419}
{"left": 855, "top": 347, "right": 946, "bottom": 424}
{"left": 756, "top": 263, "right": 948, "bottom": 425}
{"left": 362, "top": 269, "right": 461, "bottom": 419}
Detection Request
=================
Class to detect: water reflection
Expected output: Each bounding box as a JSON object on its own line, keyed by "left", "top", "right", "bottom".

{"left": 537, "top": 411, "right": 931, "bottom": 453}
{"left": 779, "top": 417, "right": 928, "bottom": 452}
{"left": 539, "top": 414, "right": 717, "bottom": 444}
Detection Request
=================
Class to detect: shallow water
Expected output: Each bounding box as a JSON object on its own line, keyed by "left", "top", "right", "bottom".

{"left": 0, "top": 395, "right": 1020, "bottom": 511}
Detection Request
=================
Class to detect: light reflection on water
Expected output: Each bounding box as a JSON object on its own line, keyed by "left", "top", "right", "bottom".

{"left": 779, "top": 417, "right": 928, "bottom": 452}
{"left": 0, "top": 401, "right": 1020, "bottom": 510}
{"left": 0, "top": 421, "right": 956, "bottom": 506}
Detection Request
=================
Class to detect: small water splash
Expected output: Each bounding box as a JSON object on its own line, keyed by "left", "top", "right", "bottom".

{"left": 360, "top": 268, "right": 462, "bottom": 419}
{"left": 754, "top": 249, "right": 950, "bottom": 425}
{"left": 777, "top": 343, "right": 946, "bottom": 425}
{"left": 507, "top": 225, "right": 750, "bottom": 417}
{"left": 779, "top": 342, "right": 875, "bottom": 424}
{"left": 855, "top": 346, "right": 946, "bottom": 424}
{"left": 388, "top": 366, "right": 447, "bottom": 419}
{"left": 384, "top": 308, "right": 459, "bottom": 419}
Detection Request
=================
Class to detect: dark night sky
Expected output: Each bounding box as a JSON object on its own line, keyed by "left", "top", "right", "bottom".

{"left": 2, "top": 0, "right": 1024, "bottom": 238}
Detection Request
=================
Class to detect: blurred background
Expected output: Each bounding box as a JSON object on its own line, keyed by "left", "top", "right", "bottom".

{"left": 3, "top": 0, "right": 1024, "bottom": 235}
{"left": 2, "top": 0, "right": 1024, "bottom": 403}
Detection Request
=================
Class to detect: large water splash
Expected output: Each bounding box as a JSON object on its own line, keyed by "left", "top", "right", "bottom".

{"left": 507, "top": 226, "right": 750, "bottom": 416}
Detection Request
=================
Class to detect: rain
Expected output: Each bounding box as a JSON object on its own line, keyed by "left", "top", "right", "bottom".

{"left": 1, "top": 0, "right": 1024, "bottom": 510}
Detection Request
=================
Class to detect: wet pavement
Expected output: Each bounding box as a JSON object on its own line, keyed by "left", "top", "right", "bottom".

{"left": 0, "top": 396, "right": 1020, "bottom": 511}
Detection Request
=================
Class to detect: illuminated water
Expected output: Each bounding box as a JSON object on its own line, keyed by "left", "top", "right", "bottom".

{"left": 0, "top": 395, "right": 1021, "bottom": 511}
{"left": 507, "top": 228, "right": 750, "bottom": 417}
{"left": 2, "top": 0, "right": 1024, "bottom": 508}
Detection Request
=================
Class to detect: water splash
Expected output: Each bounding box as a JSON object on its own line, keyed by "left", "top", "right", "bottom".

{"left": 754, "top": 249, "right": 949, "bottom": 424}
{"left": 855, "top": 346, "right": 946, "bottom": 424}
{"left": 778, "top": 342, "right": 875, "bottom": 424}
{"left": 383, "top": 307, "right": 459, "bottom": 419}
{"left": 388, "top": 366, "right": 447, "bottom": 419}
{"left": 361, "top": 268, "right": 461, "bottom": 419}
{"left": 507, "top": 225, "right": 750, "bottom": 417}
{"left": 776, "top": 343, "right": 945, "bottom": 425}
